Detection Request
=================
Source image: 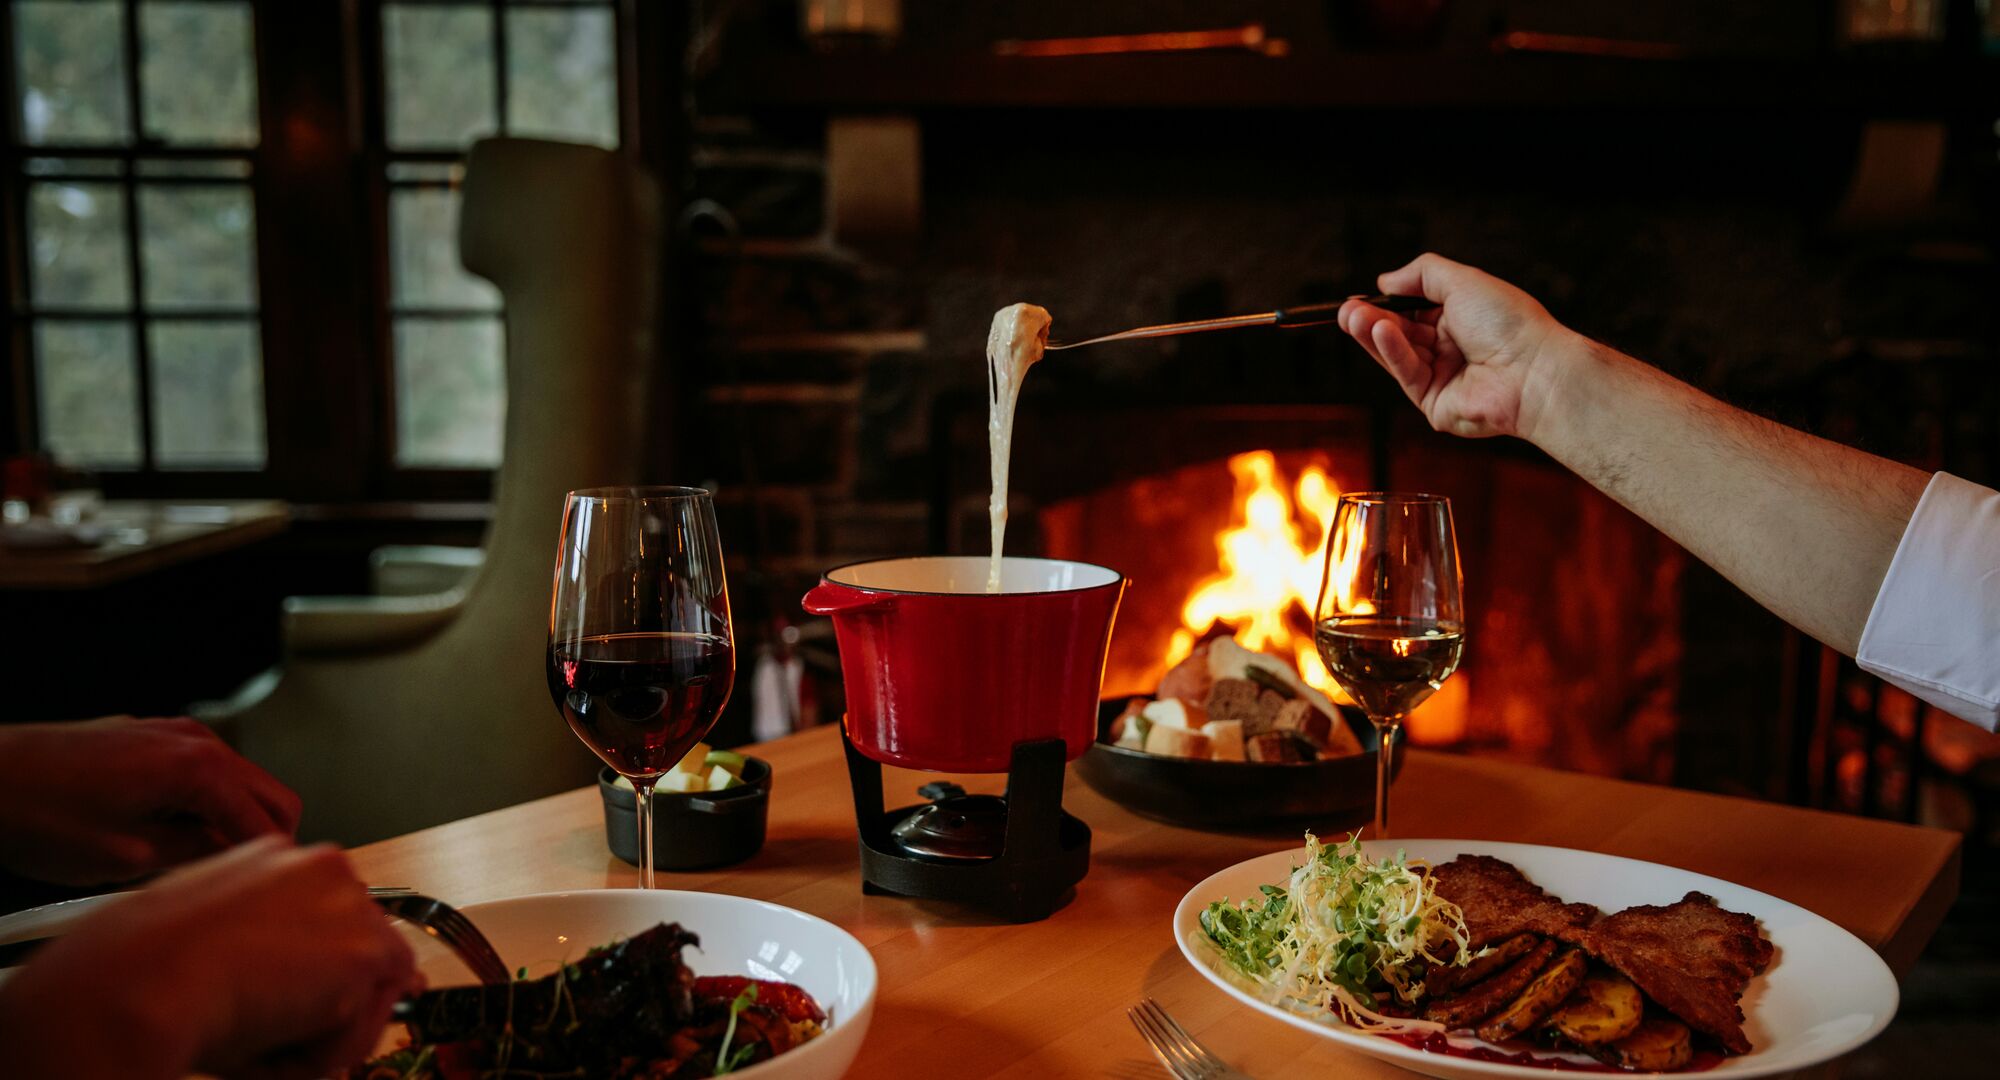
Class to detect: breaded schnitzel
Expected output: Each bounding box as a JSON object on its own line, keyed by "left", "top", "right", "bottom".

{"left": 1422, "top": 939, "right": 1559, "bottom": 1029}
{"left": 1425, "top": 932, "right": 1539, "bottom": 997}
{"left": 1560, "top": 891, "right": 1774, "bottom": 1055}
{"left": 1430, "top": 855, "right": 1598, "bottom": 949}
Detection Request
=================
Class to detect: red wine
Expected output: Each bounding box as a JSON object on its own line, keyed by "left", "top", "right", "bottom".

{"left": 1314, "top": 616, "right": 1464, "bottom": 719}
{"left": 546, "top": 632, "right": 734, "bottom": 778}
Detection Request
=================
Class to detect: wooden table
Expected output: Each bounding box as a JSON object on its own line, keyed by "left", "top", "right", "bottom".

{"left": 0, "top": 500, "right": 288, "bottom": 589}
{"left": 350, "top": 726, "right": 1961, "bottom": 1079}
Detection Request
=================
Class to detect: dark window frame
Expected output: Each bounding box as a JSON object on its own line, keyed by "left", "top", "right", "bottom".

{"left": 357, "top": 0, "right": 633, "bottom": 502}
{"left": 0, "top": 0, "right": 645, "bottom": 506}
{"left": 1, "top": 0, "right": 268, "bottom": 496}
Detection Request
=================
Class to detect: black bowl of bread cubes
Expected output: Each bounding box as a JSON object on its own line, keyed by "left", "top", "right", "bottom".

{"left": 1072, "top": 637, "right": 1398, "bottom": 828}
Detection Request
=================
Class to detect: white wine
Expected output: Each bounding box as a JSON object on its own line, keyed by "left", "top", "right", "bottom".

{"left": 1314, "top": 616, "right": 1465, "bottom": 720}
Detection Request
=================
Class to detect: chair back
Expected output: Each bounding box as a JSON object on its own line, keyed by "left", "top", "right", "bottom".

{"left": 224, "top": 138, "right": 659, "bottom": 843}
{"left": 458, "top": 137, "right": 656, "bottom": 638}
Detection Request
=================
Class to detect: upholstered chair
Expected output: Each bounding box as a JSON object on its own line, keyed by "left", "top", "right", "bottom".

{"left": 200, "top": 138, "right": 658, "bottom": 844}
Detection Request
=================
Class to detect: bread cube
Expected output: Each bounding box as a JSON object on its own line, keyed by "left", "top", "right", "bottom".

{"left": 1109, "top": 697, "right": 1150, "bottom": 748}
{"left": 1245, "top": 731, "right": 1308, "bottom": 763}
{"left": 1158, "top": 640, "right": 1215, "bottom": 705}
{"left": 1318, "top": 713, "right": 1365, "bottom": 758}
{"left": 1144, "top": 722, "right": 1212, "bottom": 759}
{"left": 1202, "top": 720, "right": 1246, "bottom": 761}
{"left": 1204, "top": 678, "right": 1262, "bottom": 721}
{"left": 1274, "top": 698, "right": 1333, "bottom": 748}
{"left": 1253, "top": 689, "right": 1288, "bottom": 732}
{"left": 1142, "top": 697, "right": 1209, "bottom": 731}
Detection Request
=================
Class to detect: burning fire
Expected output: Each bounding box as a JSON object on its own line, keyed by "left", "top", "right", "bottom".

{"left": 1163, "top": 452, "right": 1342, "bottom": 694}
{"left": 1163, "top": 450, "right": 1469, "bottom": 743}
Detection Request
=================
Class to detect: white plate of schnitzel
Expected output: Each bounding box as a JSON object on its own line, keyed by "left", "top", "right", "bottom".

{"left": 1175, "top": 840, "right": 1897, "bottom": 1079}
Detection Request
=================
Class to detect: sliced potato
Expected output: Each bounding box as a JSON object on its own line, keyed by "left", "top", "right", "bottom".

{"left": 1475, "top": 948, "right": 1587, "bottom": 1043}
{"left": 1597, "top": 1018, "right": 1693, "bottom": 1072}
{"left": 1545, "top": 970, "right": 1644, "bottom": 1047}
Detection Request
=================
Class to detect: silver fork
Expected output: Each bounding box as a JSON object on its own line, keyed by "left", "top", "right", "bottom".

{"left": 1129, "top": 998, "right": 1259, "bottom": 1080}
{"left": 373, "top": 892, "right": 511, "bottom": 986}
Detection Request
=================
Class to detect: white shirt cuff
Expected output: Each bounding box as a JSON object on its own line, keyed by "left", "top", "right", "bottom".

{"left": 1856, "top": 471, "right": 2000, "bottom": 731}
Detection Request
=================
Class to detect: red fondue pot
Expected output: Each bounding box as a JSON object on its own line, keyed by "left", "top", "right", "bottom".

{"left": 802, "top": 556, "right": 1127, "bottom": 773}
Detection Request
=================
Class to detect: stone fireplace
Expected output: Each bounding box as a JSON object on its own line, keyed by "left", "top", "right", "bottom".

{"left": 678, "top": 15, "right": 1996, "bottom": 799}
{"left": 928, "top": 401, "right": 1683, "bottom": 781}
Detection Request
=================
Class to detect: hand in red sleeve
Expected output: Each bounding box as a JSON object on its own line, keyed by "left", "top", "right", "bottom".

{"left": 0, "top": 837, "right": 421, "bottom": 1080}
{"left": 0, "top": 715, "right": 302, "bottom": 886}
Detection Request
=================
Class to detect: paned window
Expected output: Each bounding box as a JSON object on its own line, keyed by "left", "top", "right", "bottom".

{"left": 3, "top": 0, "right": 630, "bottom": 489}
{"left": 10, "top": 0, "right": 263, "bottom": 471}
{"left": 376, "top": 0, "right": 620, "bottom": 469}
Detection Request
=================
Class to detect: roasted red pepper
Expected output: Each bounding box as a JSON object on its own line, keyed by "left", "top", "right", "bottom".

{"left": 691, "top": 976, "right": 826, "bottom": 1024}
{"left": 430, "top": 1041, "right": 487, "bottom": 1080}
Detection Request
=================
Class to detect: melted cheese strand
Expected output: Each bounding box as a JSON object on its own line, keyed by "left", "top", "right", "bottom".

{"left": 984, "top": 303, "right": 1052, "bottom": 593}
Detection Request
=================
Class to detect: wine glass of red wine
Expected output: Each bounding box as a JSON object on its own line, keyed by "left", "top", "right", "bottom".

{"left": 1313, "top": 493, "right": 1464, "bottom": 841}
{"left": 547, "top": 487, "right": 734, "bottom": 889}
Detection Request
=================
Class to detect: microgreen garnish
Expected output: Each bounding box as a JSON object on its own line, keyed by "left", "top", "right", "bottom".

{"left": 711, "top": 983, "right": 760, "bottom": 1075}
{"left": 1200, "top": 833, "right": 1469, "bottom": 1029}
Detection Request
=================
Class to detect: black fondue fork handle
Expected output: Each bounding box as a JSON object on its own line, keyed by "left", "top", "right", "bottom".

{"left": 1276, "top": 294, "right": 1440, "bottom": 329}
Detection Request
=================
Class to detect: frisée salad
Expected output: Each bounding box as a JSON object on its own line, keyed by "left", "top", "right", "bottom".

{"left": 1198, "top": 833, "right": 1469, "bottom": 1031}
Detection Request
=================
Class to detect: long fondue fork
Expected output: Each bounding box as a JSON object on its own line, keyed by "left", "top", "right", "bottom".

{"left": 1044, "top": 294, "right": 1437, "bottom": 352}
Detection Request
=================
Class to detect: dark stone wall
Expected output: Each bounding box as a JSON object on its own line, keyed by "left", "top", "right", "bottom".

{"left": 680, "top": 3, "right": 1998, "bottom": 781}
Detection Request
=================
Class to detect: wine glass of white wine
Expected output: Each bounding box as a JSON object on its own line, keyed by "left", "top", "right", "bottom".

{"left": 1313, "top": 493, "right": 1464, "bottom": 840}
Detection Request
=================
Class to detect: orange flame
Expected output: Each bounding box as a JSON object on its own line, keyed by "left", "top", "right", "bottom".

{"left": 1169, "top": 451, "right": 1343, "bottom": 696}
{"left": 1168, "top": 450, "right": 1468, "bottom": 743}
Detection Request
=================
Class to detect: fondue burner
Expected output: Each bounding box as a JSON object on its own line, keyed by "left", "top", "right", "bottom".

{"left": 890, "top": 789, "right": 1007, "bottom": 860}
{"left": 842, "top": 727, "right": 1090, "bottom": 923}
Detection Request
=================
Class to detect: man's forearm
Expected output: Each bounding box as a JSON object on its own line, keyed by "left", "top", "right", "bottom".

{"left": 1521, "top": 331, "right": 1928, "bottom": 656}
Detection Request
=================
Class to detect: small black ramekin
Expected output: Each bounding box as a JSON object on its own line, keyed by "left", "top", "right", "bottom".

{"left": 597, "top": 756, "right": 772, "bottom": 870}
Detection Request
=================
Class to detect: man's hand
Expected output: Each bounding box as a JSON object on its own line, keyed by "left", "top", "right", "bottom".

{"left": 0, "top": 715, "right": 302, "bottom": 886}
{"left": 1338, "top": 251, "right": 1932, "bottom": 665}
{"left": 1337, "top": 253, "right": 1571, "bottom": 441}
{"left": 0, "top": 837, "right": 420, "bottom": 1080}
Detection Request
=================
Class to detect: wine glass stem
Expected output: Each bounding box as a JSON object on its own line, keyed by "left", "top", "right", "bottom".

{"left": 633, "top": 778, "right": 657, "bottom": 890}
{"left": 1374, "top": 718, "right": 1400, "bottom": 840}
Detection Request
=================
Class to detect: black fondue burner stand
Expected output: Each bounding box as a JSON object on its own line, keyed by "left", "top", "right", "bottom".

{"left": 841, "top": 727, "right": 1090, "bottom": 923}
